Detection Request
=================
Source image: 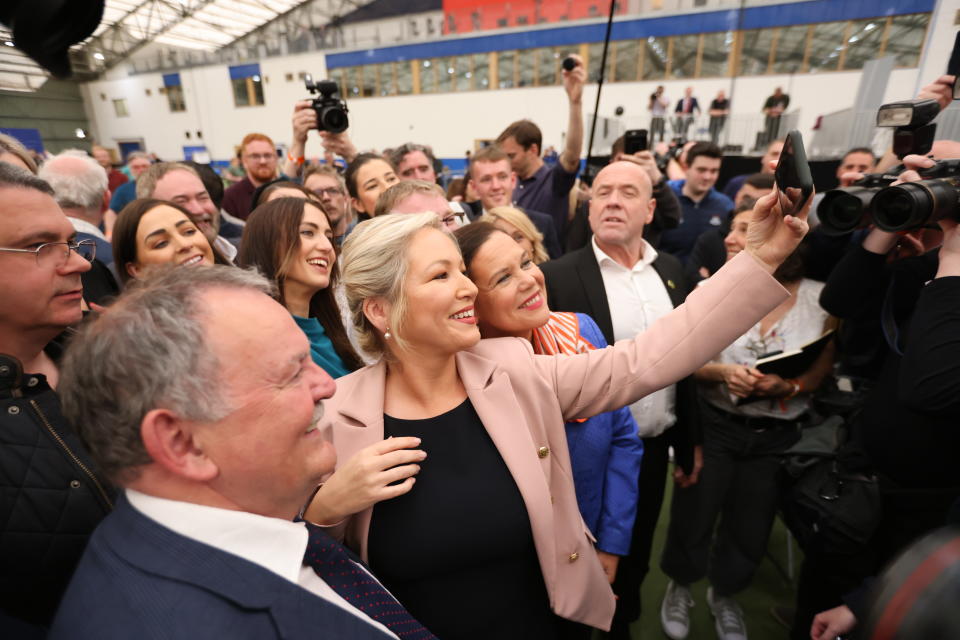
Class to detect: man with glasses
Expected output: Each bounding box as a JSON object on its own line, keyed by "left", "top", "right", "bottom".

{"left": 0, "top": 164, "right": 113, "bottom": 634}
{"left": 372, "top": 180, "right": 468, "bottom": 231}
{"left": 303, "top": 164, "right": 352, "bottom": 245}
{"left": 222, "top": 133, "right": 283, "bottom": 220}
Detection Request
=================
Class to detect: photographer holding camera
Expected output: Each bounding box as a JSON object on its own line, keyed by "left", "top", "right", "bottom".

{"left": 795, "top": 145, "right": 960, "bottom": 639}
{"left": 284, "top": 78, "right": 357, "bottom": 179}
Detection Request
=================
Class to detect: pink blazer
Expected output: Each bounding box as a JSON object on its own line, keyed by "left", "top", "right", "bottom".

{"left": 322, "top": 251, "right": 787, "bottom": 630}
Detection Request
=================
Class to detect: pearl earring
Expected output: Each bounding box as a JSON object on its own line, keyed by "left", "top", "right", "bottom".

{"left": 384, "top": 328, "right": 391, "bottom": 340}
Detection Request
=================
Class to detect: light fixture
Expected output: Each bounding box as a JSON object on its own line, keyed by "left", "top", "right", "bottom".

{"left": 93, "top": 52, "right": 105, "bottom": 60}
{"left": 74, "top": 128, "right": 86, "bottom": 139}
{"left": 3, "top": 41, "right": 14, "bottom": 47}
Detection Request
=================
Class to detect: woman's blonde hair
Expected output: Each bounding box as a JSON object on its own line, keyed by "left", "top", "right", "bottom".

{"left": 340, "top": 212, "right": 447, "bottom": 359}
{"left": 479, "top": 206, "right": 549, "bottom": 264}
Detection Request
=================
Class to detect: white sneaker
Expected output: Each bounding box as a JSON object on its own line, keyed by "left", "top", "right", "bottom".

{"left": 660, "top": 580, "right": 694, "bottom": 640}
{"left": 707, "top": 587, "right": 748, "bottom": 640}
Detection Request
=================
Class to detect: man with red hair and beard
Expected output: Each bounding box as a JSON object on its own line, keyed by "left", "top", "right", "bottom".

{"left": 222, "top": 133, "right": 282, "bottom": 220}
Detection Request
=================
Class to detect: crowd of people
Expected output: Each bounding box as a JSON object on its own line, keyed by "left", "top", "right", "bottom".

{"left": 646, "top": 85, "right": 786, "bottom": 148}
{"left": 1, "top": 60, "right": 959, "bottom": 640}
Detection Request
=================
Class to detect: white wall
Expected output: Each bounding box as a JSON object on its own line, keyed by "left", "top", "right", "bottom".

{"left": 82, "top": 52, "right": 330, "bottom": 161}
{"left": 81, "top": 64, "right": 924, "bottom": 162}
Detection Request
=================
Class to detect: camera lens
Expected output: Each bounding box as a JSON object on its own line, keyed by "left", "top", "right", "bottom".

{"left": 319, "top": 106, "right": 349, "bottom": 134}
{"left": 818, "top": 190, "right": 869, "bottom": 235}
{"left": 872, "top": 183, "right": 930, "bottom": 231}
{"left": 562, "top": 56, "right": 577, "bottom": 71}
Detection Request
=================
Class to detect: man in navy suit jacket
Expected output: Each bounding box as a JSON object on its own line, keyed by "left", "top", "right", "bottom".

{"left": 673, "top": 87, "right": 701, "bottom": 140}
{"left": 49, "top": 266, "right": 427, "bottom": 639}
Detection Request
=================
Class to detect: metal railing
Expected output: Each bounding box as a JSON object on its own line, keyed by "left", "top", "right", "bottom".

{"left": 591, "top": 110, "right": 802, "bottom": 156}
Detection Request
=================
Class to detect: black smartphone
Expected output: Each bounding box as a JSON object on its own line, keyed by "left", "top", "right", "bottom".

{"left": 624, "top": 129, "right": 648, "bottom": 155}
{"left": 774, "top": 130, "right": 813, "bottom": 216}
{"left": 947, "top": 31, "right": 960, "bottom": 100}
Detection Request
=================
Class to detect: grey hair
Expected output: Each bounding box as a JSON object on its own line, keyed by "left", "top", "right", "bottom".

{"left": 59, "top": 265, "right": 276, "bottom": 483}
{"left": 0, "top": 162, "right": 54, "bottom": 196}
{"left": 126, "top": 150, "right": 151, "bottom": 164}
{"left": 38, "top": 151, "right": 108, "bottom": 211}
{"left": 340, "top": 212, "right": 445, "bottom": 359}
{"left": 136, "top": 161, "right": 199, "bottom": 199}
{"left": 0, "top": 133, "right": 38, "bottom": 174}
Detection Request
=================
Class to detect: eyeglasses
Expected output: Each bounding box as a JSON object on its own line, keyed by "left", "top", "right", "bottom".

{"left": 244, "top": 153, "right": 276, "bottom": 162}
{"left": 441, "top": 211, "right": 467, "bottom": 229}
{"left": 313, "top": 187, "right": 344, "bottom": 198}
{"left": 0, "top": 239, "right": 97, "bottom": 268}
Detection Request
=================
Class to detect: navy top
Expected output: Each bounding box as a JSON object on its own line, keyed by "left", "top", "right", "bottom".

{"left": 109, "top": 180, "right": 138, "bottom": 214}
{"left": 723, "top": 173, "right": 748, "bottom": 200}
{"left": 514, "top": 161, "right": 579, "bottom": 236}
{"left": 369, "top": 400, "right": 557, "bottom": 640}
{"left": 293, "top": 315, "right": 351, "bottom": 379}
{"left": 660, "top": 179, "right": 734, "bottom": 264}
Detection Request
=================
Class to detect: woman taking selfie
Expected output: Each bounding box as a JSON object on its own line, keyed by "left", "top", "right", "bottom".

{"left": 307, "top": 189, "right": 809, "bottom": 639}
{"left": 113, "top": 198, "right": 228, "bottom": 286}
{"left": 238, "top": 197, "right": 362, "bottom": 377}
{"left": 455, "top": 220, "right": 643, "bottom": 586}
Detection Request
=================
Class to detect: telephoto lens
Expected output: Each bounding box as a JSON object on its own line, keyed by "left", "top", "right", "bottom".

{"left": 817, "top": 173, "right": 897, "bottom": 236}
{"left": 562, "top": 56, "right": 577, "bottom": 71}
{"left": 872, "top": 177, "right": 960, "bottom": 231}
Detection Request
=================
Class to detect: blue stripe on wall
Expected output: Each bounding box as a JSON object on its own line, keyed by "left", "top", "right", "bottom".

{"left": 326, "top": 0, "right": 934, "bottom": 69}
{"left": 228, "top": 63, "right": 261, "bottom": 79}
{"left": 162, "top": 73, "right": 182, "bottom": 87}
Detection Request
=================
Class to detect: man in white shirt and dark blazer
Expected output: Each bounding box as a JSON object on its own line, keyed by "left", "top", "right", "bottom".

{"left": 540, "top": 161, "right": 703, "bottom": 639}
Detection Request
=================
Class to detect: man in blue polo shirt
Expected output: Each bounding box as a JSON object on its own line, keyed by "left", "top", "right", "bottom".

{"left": 660, "top": 142, "right": 734, "bottom": 264}
{"left": 497, "top": 54, "right": 585, "bottom": 238}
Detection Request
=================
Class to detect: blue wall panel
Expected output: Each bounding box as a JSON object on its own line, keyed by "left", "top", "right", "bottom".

{"left": 228, "top": 63, "right": 261, "bottom": 79}
{"left": 0, "top": 127, "right": 44, "bottom": 153}
{"left": 326, "top": 0, "right": 935, "bottom": 69}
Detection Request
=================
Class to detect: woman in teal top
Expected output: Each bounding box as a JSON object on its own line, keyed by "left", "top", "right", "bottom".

{"left": 239, "top": 196, "right": 363, "bottom": 377}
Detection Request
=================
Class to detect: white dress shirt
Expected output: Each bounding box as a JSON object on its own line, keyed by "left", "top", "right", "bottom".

{"left": 213, "top": 235, "right": 238, "bottom": 263}
{"left": 126, "top": 489, "right": 397, "bottom": 638}
{"left": 592, "top": 237, "right": 677, "bottom": 437}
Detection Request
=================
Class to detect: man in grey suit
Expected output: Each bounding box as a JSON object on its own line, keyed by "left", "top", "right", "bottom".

{"left": 50, "top": 266, "right": 431, "bottom": 639}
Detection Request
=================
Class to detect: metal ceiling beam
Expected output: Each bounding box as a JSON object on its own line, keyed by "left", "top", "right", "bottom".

{"left": 82, "top": 0, "right": 223, "bottom": 70}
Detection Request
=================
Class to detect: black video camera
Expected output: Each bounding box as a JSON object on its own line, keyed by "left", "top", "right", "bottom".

{"left": 304, "top": 75, "right": 349, "bottom": 134}
{"left": 817, "top": 170, "right": 901, "bottom": 236}
{"left": 817, "top": 94, "right": 954, "bottom": 235}
{"left": 819, "top": 160, "right": 960, "bottom": 235}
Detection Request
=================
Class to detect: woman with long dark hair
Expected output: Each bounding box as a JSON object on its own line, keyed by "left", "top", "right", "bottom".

{"left": 344, "top": 153, "right": 399, "bottom": 221}
{"left": 238, "top": 197, "right": 362, "bottom": 376}
{"left": 113, "top": 198, "right": 229, "bottom": 286}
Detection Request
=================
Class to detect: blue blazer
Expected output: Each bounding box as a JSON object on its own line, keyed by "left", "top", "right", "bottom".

{"left": 49, "top": 495, "right": 395, "bottom": 640}
{"left": 564, "top": 313, "right": 644, "bottom": 556}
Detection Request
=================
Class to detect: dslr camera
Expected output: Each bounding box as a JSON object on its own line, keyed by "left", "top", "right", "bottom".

{"left": 304, "top": 75, "right": 349, "bottom": 133}
{"left": 818, "top": 97, "right": 960, "bottom": 234}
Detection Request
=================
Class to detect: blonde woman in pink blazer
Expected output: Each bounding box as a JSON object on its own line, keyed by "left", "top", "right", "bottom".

{"left": 305, "top": 183, "right": 810, "bottom": 639}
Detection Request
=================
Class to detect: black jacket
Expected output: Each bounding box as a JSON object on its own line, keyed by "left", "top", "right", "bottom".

{"left": 539, "top": 245, "right": 701, "bottom": 473}
{"left": 899, "top": 276, "right": 960, "bottom": 418}
{"left": 0, "top": 341, "right": 113, "bottom": 631}
{"left": 820, "top": 245, "right": 960, "bottom": 489}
